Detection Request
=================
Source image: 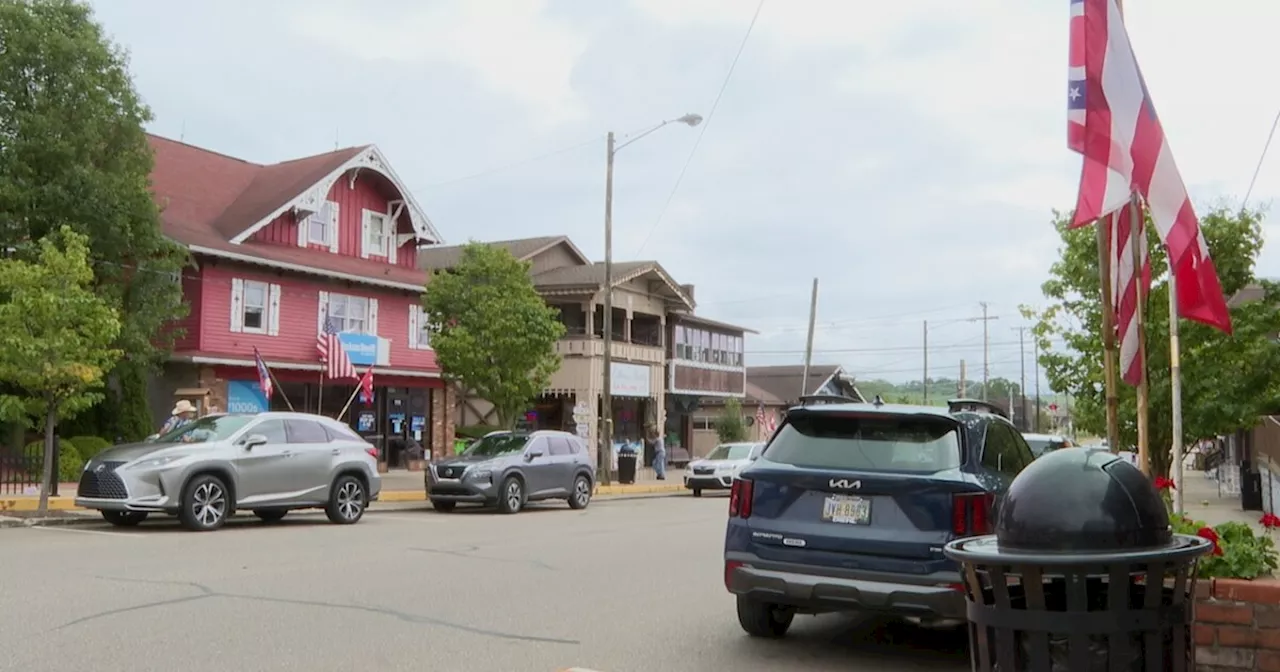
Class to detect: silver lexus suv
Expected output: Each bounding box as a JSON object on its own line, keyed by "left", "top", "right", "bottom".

{"left": 426, "top": 430, "right": 595, "bottom": 513}
{"left": 75, "top": 412, "right": 382, "bottom": 532}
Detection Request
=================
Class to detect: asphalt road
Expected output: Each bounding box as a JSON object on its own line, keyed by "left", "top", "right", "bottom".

{"left": 0, "top": 496, "right": 970, "bottom": 672}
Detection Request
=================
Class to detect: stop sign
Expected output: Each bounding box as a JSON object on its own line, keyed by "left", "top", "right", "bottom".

{"left": 1049, "top": 403, "right": 1058, "bottom": 411}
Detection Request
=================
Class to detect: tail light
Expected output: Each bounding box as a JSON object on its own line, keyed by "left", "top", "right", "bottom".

{"left": 951, "top": 492, "right": 996, "bottom": 536}
{"left": 365, "top": 446, "right": 379, "bottom": 460}
{"left": 729, "top": 478, "right": 753, "bottom": 518}
{"left": 725, "top": 560, "right": 746, "bottom": 591}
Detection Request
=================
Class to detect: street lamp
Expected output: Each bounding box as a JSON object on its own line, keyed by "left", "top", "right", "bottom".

{"left": 599, "top": 113, "right": 702, "bottom": 485}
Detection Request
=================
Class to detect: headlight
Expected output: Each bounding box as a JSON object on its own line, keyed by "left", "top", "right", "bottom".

{"left": 130, "top": 455, "right": 186, "bottom": 469}
{"left": 467, "top": 468, "right": 492, "bottom": 481}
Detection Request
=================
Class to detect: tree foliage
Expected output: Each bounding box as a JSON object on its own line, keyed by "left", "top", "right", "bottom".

{"left": 717, "top": 397, "right": 749, "bottom": 443}
{"left": 1025, "top": 206, "right": 1280, "bottom": 476}
{"left": 0, "top": 0, "right": 188, "bottom": 362}
{"left": 423, "top": 243, "right": 566, "bottom": 428}
{"left": 0, "top": 227, "right": 122, "bottom": 512}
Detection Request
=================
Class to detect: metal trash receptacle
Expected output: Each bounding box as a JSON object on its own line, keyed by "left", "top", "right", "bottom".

{"left": 944, "top": 447, "right": 1212, "bottom": 672}
{"left": 616, "top": 453, "right": 637, "bottom": 484}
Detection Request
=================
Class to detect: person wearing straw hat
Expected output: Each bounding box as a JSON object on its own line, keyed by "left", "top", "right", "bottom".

{"left": 159, "top": 400, "right": 198, "bottom": 435}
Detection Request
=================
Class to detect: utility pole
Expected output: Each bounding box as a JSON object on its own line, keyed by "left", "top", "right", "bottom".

{"left": 922, "top": 320, "right": 929, "bottom": 405}
{"left": 1013, "top": 326, "right": 1028, "bottom": 431}
{"left": 600, "top": 131, "right": 616, "bottom": 485}
{"left": 967, "top": 303, "right": 999, "bottom": 401}
{"left": 958, "top": 359, "right": 967, "bottom": 398}
{"left": 800, "top": 278, "right": 820, "bottom": 396}
{"left": 1034, "top": 338, "right": 1042, "bottom": 433}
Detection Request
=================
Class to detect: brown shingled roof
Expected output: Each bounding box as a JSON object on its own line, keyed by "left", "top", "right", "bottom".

{"left": 746, "top": 364, "right": 850, "bottom": 405}
{"left": 148, "top": 135, "right": 425, "bottom": 288}
{"left": 416, "top": 236, "right": 585, "bottom": 270}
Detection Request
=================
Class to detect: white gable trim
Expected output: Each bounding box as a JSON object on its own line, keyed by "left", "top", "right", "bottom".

{"left": 229, "top": 146, "right": 444, "bottom": 246}
{"left": 187, "top": 244, "right": 423, "bottom": 292}
{"left": 610, "top": 263, "right": 694, "bottom": 310}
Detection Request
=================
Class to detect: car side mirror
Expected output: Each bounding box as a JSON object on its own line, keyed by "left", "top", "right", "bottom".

{"left": 145, "top": 433, "right": 160, "bottom": 443}
{"left": 242, "top": 434, "right": 268, "bottom": 450}
{"left": 526, "top": 449, "right": 544, "bottom": 461}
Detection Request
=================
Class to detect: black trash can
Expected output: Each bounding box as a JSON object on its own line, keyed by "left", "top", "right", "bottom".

{"left": 617, "top": 452, "right": 638, "bottom": 484}
{"left": 944, "top": 448, "right": 1213, "bottom": 672}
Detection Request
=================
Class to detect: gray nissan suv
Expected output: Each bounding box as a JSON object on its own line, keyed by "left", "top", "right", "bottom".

{"left": 426, "top": 430, "right": 595, "bottom": 513}
{"left": 75, "top": 412, "right": 382, "bottom": 532}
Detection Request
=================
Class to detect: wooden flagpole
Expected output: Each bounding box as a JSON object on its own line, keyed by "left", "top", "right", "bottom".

{"left": 317, "top": 369, "right": 325, "bottom": 414}
{"left": 1169, "top": 267, "right": 1184, "bottom": 513}
{"left": 335, "top": 365, "right": 375, "bottom": 423}
{"left": 1098, "top": 222, "right": 1122, "bottom": 451}
{"left": 1130, "top": 196, "right": 1150, "bottom": 474}
{"left": 269, "top": 366, "right": 295, "bottom": 412}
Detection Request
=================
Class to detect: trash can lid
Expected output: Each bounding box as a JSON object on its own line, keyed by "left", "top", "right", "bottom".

{"left": 995, "top": 447, "right": 1172, "bottom": 554}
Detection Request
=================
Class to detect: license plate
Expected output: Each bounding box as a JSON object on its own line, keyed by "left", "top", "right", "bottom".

{"left": 821, "top": 495, "right": 870, "bottom": 525}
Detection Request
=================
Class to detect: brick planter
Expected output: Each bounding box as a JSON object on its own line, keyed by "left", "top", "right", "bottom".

{"left": 1195, "top": 577, "right": 1280, "bottom": 670}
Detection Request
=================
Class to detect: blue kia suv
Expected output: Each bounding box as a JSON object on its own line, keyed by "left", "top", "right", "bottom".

{"left": 723, "top": 396, "right": 1035, "bottom": 638}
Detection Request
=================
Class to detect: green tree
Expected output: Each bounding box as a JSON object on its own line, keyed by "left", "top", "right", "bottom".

{"left": 1025, "top": 206, "right": 1280, "bottom": 476}
{"left": 0, "top": 0, "right": 188, "bottom": 435}
{"left": 423, "top": 243, "right": 566, "bottom": 428}
{"left": 0, "top": 228, "right": 122, "bottom": 513}
{"left": 716, "top": 398, "right": 749, "bottom": 443}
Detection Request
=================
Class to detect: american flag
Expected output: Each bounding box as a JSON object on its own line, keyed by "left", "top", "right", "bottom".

{"left": 1109, "top": 207, "right": 1150, "bottom": 386}
{"left": 358, "top": 367, "right": 374, "bottom": 404}
{"left": 317, "top": 315, "right": 357, "bottom": 380}
{"left": 253, "top": 347, "right": 273, "bottom": 401}
{"left": 754, "top": 404, "right": 767, "bottom": 440}
{"left": 1068, "top": 0, "right": 1230, "bottom": 333}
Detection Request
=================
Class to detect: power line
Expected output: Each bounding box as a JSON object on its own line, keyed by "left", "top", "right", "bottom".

{"left": 634, "top": 0, "right": 766, "bottom": 255}
{"left": 745, "top": 338, "right": 1066, "bottom": 356}
{"left": 1243, "top": 105, "right": 1280, "bottom": 209}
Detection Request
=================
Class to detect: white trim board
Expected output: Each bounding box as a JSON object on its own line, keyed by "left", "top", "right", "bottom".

{"left": 188, "top": 245, "right": 424, "bottom": 292}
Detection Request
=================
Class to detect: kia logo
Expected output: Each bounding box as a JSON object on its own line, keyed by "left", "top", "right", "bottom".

{"left": 829, "top": 478, "right": 862, "bottom": 489}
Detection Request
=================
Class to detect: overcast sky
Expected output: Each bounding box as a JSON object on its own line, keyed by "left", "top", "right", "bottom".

{"left": 86, "top": 0, "right": 1280, "bottom": 386}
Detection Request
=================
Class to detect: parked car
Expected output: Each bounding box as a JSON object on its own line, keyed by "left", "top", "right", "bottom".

{"left": 1022, "top": 432, "right": 1073, "bottom": 458}
{"left": 684, "top": 442, "right": 764, "bottom": 497}
{"left": 75, "top": 412, "right": 382, "bottom": 532}
{"left": 723, "top": 398, "right": 1035, "bottom": 638}
{"left": 425, "top": 430, "right": 595, "bottom": 514}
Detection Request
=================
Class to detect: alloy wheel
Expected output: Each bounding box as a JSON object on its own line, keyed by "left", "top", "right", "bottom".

{"left": 336, "top": 480, "right": 364, "bottom": 521}
{"left": 193, "top": 482, "right": 226, "bottom": 528}
{"left": 574, "top": 479, "right": 590, "bottom": 507}
{"left": 506, "top": 480, "right": 522, "bottom": 511}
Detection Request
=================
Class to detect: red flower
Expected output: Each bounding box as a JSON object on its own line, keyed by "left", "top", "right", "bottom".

{"left": 1260, "top": 513, "right": 1280, "bottom": 529}
{"left": 1196, "top": 526, "right": 1224, "bottom": 557}
{"left": 1154, "top": 476, "right": 1177, "bottom": 491}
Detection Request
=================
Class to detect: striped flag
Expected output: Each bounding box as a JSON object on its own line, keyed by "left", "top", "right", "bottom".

{"left": 317, "top": 315, "right": 357, "bottom": 380}
{"left": 253, "top": 347, "right": 273, "bottom": 401}
{"left": 1067, "top": 0, "right": 1231, "bottom": 333}
{"left": 358, "top": 367, "right": 374, "bottom": 404}
{"left": 754, "top": 404, "right": 767, "bottom": 439}
{"left": 1109, "top": 208, "right": 1151, "bottom": 386}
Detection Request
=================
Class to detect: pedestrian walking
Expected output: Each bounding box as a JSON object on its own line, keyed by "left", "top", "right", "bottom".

{"left": 159, "top": 400, "right": 197, "bottom": 435}
{"left": 649, "top": 425, "right": 667, "bottom": 481}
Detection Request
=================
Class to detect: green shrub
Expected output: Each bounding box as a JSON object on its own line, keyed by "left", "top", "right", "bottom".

{"left": 22, "top": 439, "right": 85, "bottom": 483}
{"left": 1171, "top": 515, "right": 1278, "bottom": 579}
{"left": 68, "top": 435, "right": 112, "bottom": 460}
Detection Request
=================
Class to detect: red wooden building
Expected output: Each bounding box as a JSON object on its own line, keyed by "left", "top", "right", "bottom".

{"left": 146, "top": 134, "right": 454, "bottom": 467}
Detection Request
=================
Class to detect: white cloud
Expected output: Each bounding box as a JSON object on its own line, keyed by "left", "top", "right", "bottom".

{"left": 289, "top": 0, "right": 590, "bottom": 126}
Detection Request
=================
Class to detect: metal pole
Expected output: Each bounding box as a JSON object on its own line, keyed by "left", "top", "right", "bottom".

{"left": 922, "top": 320, "right": 929, "bottom": 405}
{"left": 800, "top": 278, "right": 819, "bottom": 397}
{"left": 959, "top": 359, "right": 966, "bottom": 397}
{"left": 600, "top": 132, "right": 616, "bottom": 486}
{"left": 1170, "top": 268, "right": 1184, "bottom": 514}
{"left": 1097, "top": 218, "right": 1121, "bottom": 451}
{"left": 981, "top": 302, "right": 990, "bottom": 401}
{"left": 1034, "top": 339, "right": 1042, "bottom": 433}
{"left": 1017, "top": 327, "right": 1027, "bottom": 431}
{"left": 1130, "top": 197, "right": 1151, "bottom": 475}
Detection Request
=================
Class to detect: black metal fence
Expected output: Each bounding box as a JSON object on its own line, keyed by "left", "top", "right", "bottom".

{"left": 0, "top": 446, "right": 39, "bottom": 495}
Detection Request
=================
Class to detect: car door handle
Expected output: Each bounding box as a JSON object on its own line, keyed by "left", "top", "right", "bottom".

{"left": 282, "top": 450, "right": 294, "bottom": 458}
{"left": 331, "top": 448, "right": 340, "bottom": 456}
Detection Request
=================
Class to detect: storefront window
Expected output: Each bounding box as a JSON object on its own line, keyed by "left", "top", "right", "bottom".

{"left": 675, "top": 326, "right": 745, "bottom": 366}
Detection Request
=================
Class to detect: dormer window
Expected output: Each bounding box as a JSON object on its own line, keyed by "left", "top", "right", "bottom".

{"left": 298, "top": 200, "right": 338, "bottom": 252}
{"left": 362, "top": 210, "right": 390, "bottom": 258}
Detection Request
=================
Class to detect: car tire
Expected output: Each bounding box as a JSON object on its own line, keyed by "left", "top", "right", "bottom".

{"left": 431, "top": 500, "right": 456, "bottom": 513}
{"left": 254, "top": 509, "right": 287, "bottom": 523}
{"left": 692, "top": 488, "right": 703, "bottom": 497}
{"left": 326, "top": 475, "right": 366, "bottom": 525}
{"left": 497, "top": 476, "right": 524, "bottom": 514}
{"left": 178, "top": 474, "right": 231, "bottom": 532}
{"left": 101, "top": 510, "right": 148, "bottom": 527}
{"left": 736, "top": 596, "right": 795, "bottom": 638}
{"left": 567, "top": 475, "right": 591, "bottom": 510}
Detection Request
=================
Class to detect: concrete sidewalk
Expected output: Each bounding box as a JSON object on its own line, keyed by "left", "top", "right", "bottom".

{"left": 1179, "top": 469, "right": 1268, "bottom": 533}
{"left": 0, "top": 467, "right": 688, "bottom": 513}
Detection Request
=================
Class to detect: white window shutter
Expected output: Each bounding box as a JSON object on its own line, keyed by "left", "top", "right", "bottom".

{"left": 368, "top": 298, "right": 379, "bottom": 335}
{"left": 267, "top": 284, "right": 282, "bottom": 336}
{"left": 407, "top": 305, "right": 419, "bottom": 350}
{"left": 296, "top": 212, "right": 308, "bottom": 247}
{"left": 360, "top": 210, "right": 371, "bottom": 258}
{"left": 317, "top": 290, "right": 329, "bottom": 335}
{"left": 230, "top": 278, "right": 245, "bottom": 333}
{"left": 328, "top": 202, "right": 340, "bottom": 253}
{"left": 387, "top": 229, "right": 398, "bottom": 264}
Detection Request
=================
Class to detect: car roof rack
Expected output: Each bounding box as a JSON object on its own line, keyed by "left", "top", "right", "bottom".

{"left": 946, "top": 398, "right": 1009, "bottom": 419}
{"left": 797, "top": 394, "right": 862, "bottom": 406}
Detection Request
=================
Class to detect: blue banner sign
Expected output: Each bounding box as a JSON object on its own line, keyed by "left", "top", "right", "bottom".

{"left": 227, "top": 380, "right": 268, "bottom": 414}
{"left": 338, "top": 333, "right": 380, "bottom": 366}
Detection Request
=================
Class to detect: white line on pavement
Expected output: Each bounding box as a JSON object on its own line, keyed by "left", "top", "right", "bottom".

{"left": 26, "top": 525, "right": 143, "bottom": 538}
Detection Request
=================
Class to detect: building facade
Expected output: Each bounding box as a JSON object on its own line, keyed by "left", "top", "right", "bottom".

{"left": 147, "top": 135, "right": 455, "bottom": 470}
{"left": 665, "top": 313, "right": 754, "bottom": 457}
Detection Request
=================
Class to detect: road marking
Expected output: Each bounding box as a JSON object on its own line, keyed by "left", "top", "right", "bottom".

{"left": 26, "top": 525, "right": 143, "bottom": 538}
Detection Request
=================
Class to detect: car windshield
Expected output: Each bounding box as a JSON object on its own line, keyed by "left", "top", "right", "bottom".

{"left": 763, "top": 413, "right": 962, "bottom": 473}
{"left": 707, "top": 444, "right": 754, "bottom": 460}
{"left": 155, "top": 414, "right": 255, "bottom": 445}
{"left": 1025, "top": 438, "right": 1066, "bottom": 457}
{"left": 464, "top": 434, "right": 529, "bottom": 457}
